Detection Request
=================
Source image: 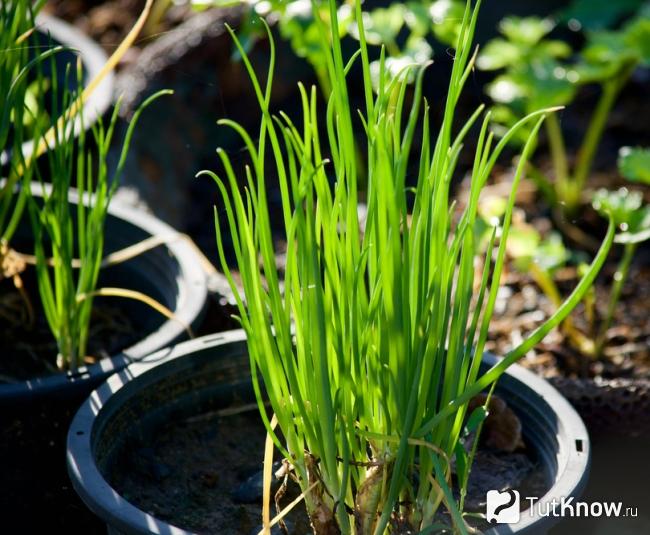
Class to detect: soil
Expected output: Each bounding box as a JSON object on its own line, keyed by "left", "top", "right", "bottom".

{"left": 107, "top": 403, "right": 548, "bottom": 534}
{"left": 0, "top": 265, "right": 139, "bottom": 382}
{"left": 0, "top": 395, "right": 106, "bottom": 534}
{"left": 454, "top": 161, "right": 650, "bottom": 387}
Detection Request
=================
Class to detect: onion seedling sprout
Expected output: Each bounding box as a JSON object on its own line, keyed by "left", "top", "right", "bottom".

{"left": 204, "top": 0, "right": 614, "bottom": 532}
{"left": 27, "top": 59, "right": 171, "bottom": 371}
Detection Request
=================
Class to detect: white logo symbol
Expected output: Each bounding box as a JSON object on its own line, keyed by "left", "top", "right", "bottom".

{"left": 486, "top": 489, "right": 520, "bottom": 524}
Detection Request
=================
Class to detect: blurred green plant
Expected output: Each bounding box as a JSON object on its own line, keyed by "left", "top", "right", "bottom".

{"left": 203, "top": 0, "right": 613, "bottom": 532}
{"left": 559, "top": 0, "right": 646, "bottom": 31}
{"left": 591, "top": 147, "right": 650, "bottom": 357}
{"left": 475, "top": 144, "right": 650, "bottom": 361}
{"left": 479, "top": 6, "right": 650, "bottom": 213}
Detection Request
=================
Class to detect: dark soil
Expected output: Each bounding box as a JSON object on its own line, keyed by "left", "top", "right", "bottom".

{"left": 0, "top": 270, "right": 137, "bottom": 382}
{"left": 107, "top": 403, "right": 548, "bottom": 534}
{"left": 109, "top": 408, "right": 308, "bottom": 535}
{"left": 486, "top": 255, "right": 650, "bottom": 381}
{"left": 0, "top": 396, "right": 106, "bottom": 534}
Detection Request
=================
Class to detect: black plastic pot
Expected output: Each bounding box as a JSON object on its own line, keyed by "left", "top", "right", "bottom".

{"left": 67, "top": 330, "right": 590, "bottom": 535}
{"left": 0, "top": 183, "right": 208, "bottom": 404}
{"left": 0, "top": 13, "right": 114, "bottom": 166}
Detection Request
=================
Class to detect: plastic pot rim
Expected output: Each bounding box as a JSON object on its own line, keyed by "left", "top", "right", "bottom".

{"left": 67, "top": 330, "right": 591, "bottom": 535}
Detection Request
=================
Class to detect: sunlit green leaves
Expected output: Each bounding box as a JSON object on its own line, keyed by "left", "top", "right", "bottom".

{"left": 477, "top": 16, "right": 556, "bottom": 72}
{"left": 351, "top": 4, "right": 405, "bottom": 45}
{"left": 404, "top": 2, "right": 431, "bottom": 36}
{"left": 593, "top": 187, "right": 643, "bottom": 226}
{"left": 279, "top": 3, "right": 327, "bottom": 62}
{"left": 624, "top": 15, "right": 650, "bottom": 63}
{"left": 27, "top": 73, "right": 170, "bottom": 369}
{"left": 476, "top": 39, "right": 522, "bottom": 70}
{"left": 579, "top": 10, "right": 650, "bottom": 81}
{"left": 0, "top": 1, "right": 50, "bottom": 244}
{"left": 487, "top": 62, "right": 577, "bottom": 110}
{"left": 500, "top": 16, "right": 554, "bottom": 45}
{"left": 479, "top": 15, "right": 577, "bottom": 145}
{"left": 615, "top": 207, "right": 650, "bottom": 244}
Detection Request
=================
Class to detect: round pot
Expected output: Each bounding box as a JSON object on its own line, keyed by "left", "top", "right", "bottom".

{"left": 0, "top": 13, "right": 114, "bottom": 166}
{"left": 0, "top": 183, "right": 208, "bottom": 404}
{"left": 67, "top": 331, "right": 590, "bottom": 535}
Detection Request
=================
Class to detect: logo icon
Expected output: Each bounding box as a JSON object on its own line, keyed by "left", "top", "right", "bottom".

{"left": 486, "top": 489, "right": 520, "bottom": 524}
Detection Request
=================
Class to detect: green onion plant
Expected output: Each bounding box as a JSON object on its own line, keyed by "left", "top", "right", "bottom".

{"left": 204, "top": 0, "right": 614, "bottom": 532}
{"left": 27, "top": 61, "right": 170, "bottom": 371}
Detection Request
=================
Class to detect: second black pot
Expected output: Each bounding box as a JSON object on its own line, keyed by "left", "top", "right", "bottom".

{"left": 0, "top": 184, "right": 208, "bottom": 405}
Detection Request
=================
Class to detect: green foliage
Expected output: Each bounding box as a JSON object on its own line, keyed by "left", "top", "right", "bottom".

{"left": 479, "top": 16, "right": 575, "bottom": 145}
{"left": 476, "top": 197, "right": 571, "bottom": 273}
{"left": 473, "top": 200, "right": 599, "bottom": 353}
{"left": 204, "top": 0, "right": 613, "bottom": 532}
{"left": 593, "top": 187, "right": 650, "bottom": 244}
{"left": 1, "top": 1, "right": 174, "bottom": 373}
{"left": 578, "top": 12, "right": 650, "bottom": 81}
{"left": 479, "top": 5, "right": 650, "bottom": 212}
{"left": 593, "top": 187, "right": 644, "bottom": 228}
{"left": 592, "top": 180, "right": 650, "bottom": 356}
{"left": 510, "top": 228, "right": 570, "bottom": 273}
